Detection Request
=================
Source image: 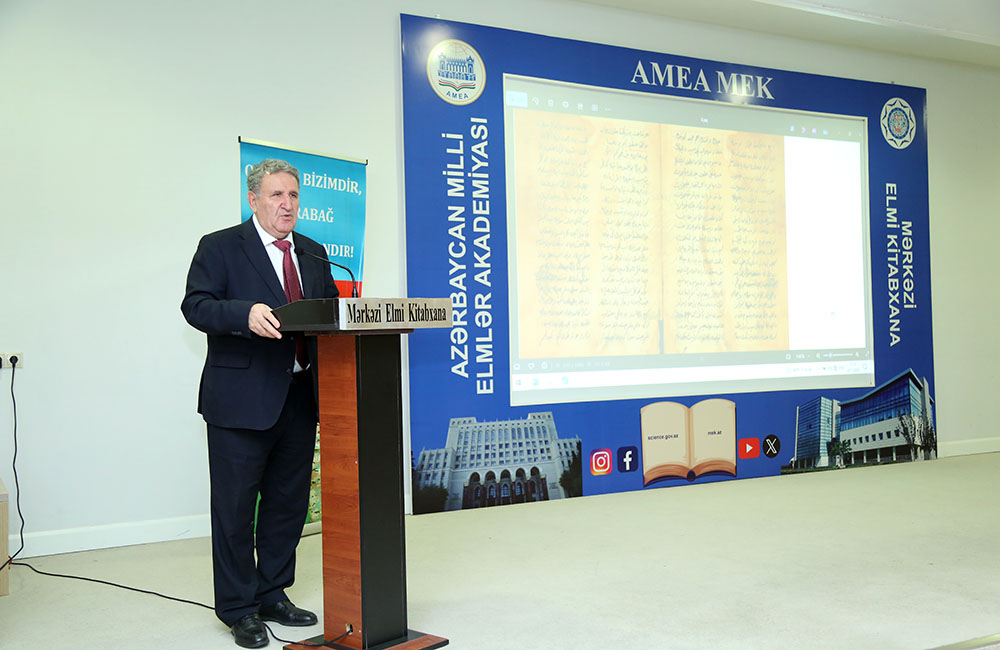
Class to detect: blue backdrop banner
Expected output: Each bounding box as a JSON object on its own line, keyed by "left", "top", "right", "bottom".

{"left": 401, "top": 15, "right": 934, "bottom": 513}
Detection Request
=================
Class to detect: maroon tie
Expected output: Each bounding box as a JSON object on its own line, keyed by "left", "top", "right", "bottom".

{"left": 273, "top": 240, "right": 307, "bottom": 368}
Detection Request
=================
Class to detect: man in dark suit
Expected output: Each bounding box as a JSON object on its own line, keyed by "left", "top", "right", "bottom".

{"left": 182, "top": 159, "right": 339, "bottom": 648}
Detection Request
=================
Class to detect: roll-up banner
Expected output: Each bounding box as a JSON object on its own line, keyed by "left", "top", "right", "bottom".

{"left": 239, "top": 138, "right": 367, "bottom": 523}
{"left": 240, "top": 138, "right": 367, "bottom": 298}
{"left": 401, "top": 15, "right": 935, "bottom": 514}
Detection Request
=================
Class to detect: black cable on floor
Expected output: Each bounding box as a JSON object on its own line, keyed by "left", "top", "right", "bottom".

{"left": 14, "top": 560, "right": 347, "bottom": 648}
{"left": 262, "top": 622, "right": 350, "bottom": 648}
{"left": 1, "top": 358, "right": 211, "bottom": 609}
{"left": 2, "top": 362, "right": 24, "bottom": 572}
{"left": 3, "top": 359, "right": 348, "bottom": 648}
{"left": 11, "top": 559, "right": 214, "bottom": 609}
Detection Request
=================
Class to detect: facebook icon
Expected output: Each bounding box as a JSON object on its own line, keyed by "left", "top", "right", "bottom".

{"left": 617, "top": 446, "right": 638, "bottom": 473}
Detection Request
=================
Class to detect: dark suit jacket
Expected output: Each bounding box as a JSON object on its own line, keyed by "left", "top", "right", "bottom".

{"left": 181, "top": 218, "right": 339, "bottom": 430}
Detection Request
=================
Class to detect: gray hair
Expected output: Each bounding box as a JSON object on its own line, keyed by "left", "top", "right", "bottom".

{"left": 247, "top": 158, "right": 300, "bottom": 194}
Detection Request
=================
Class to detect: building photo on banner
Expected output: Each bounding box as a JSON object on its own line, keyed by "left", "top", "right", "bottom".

{"left": 400, "top": 14, "right": 934, "bottom": 514}
{"left": 238, "top": 138, "right": 368, "bottom": 524}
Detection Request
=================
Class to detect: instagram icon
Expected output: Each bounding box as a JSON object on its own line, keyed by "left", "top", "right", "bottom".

{"left": 590, "top": 449, "right": 613, "bottom": 475}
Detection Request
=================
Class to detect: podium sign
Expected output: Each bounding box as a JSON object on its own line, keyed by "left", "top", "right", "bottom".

{"left": 338, "top": 298, "right": 451, "bottom": 331}
{"left": 274, "top": 297, "right": 451, "bottom": 333}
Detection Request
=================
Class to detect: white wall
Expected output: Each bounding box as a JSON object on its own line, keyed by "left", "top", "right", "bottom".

{"left": 1, "top": 0, "right": 997, "bottom": 558}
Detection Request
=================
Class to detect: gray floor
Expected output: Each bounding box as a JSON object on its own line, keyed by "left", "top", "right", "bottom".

{"left": 2, "top": 452, "right": 998, "bottom": 650}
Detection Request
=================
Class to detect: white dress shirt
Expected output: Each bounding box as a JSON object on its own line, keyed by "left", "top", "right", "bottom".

{"left": 250, "top": 215, "right": 307, "bottom": 371}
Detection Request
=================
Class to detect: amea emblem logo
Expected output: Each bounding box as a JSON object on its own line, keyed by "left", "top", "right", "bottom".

{"left": 880, "top": 97, "right": 916, "bottom": 150}
{"left": 427, "top": 39, "right": 485, "bottom": 106}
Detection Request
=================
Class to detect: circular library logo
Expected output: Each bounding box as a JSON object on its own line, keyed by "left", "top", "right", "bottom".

{"left": 427, "top": 39, "right": 485, "bottom": 105}
{"left": 880, "top": 97, "right": 916, "bottom": 150}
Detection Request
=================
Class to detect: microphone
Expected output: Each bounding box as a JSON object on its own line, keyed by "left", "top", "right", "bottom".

{"left": 295, "top": 247, "right": 359, "bottom": 298}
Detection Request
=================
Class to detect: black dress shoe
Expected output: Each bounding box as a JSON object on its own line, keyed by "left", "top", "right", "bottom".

{"left": 259, "top": 599, "right": 318, "bottom": 626}
{"left": 231, "top": 613, "right": 268, "bottom": 648}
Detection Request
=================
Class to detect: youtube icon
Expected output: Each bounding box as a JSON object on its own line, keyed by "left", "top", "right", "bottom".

{"left": 738, "top": 437, "right": 760, "bottom": 459}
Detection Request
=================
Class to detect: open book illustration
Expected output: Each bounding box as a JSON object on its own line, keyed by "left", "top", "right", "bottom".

{"left": 640, "top": 398, "right": 736, "bottom": 485}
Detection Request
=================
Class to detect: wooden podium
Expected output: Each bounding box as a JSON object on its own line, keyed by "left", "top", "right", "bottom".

{"left": 274, "top": 297, "right": 451, "bottom": 650}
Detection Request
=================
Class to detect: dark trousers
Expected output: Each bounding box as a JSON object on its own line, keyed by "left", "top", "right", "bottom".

{"left": 207, "top": 372, "right": 316, "bottom": 626}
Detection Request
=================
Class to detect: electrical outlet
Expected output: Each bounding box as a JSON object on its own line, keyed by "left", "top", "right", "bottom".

{"left": 2, "top": 353, "right": 23, "bottom": 369}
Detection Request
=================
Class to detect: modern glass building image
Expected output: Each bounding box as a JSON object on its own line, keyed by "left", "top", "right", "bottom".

{"left": 838, "top": 368, "right": 935, "bottom": 464}
{"left": 414, "top": 412, "right": 581, "bottom": 512}
{"left": 791, "top": 369, "right": 935, "bottom": 469}
{"left": 792, "top": 396, "right": 839, "bottom": 469}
